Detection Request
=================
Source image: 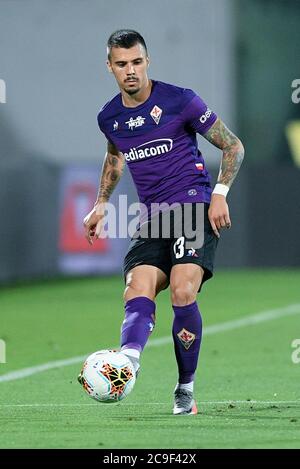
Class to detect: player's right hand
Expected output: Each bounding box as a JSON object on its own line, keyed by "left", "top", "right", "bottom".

{"left": 83, "top": 203, "right": 105, "bottom": 245}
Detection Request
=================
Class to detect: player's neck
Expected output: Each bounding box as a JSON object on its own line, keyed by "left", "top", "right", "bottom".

{"left": 121, "top": 79, "right": 152, "bottom": 108}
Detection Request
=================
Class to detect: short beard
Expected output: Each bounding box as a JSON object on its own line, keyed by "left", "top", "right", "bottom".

{"left": 124, "top": 86, "right": 140, "bottom": 96}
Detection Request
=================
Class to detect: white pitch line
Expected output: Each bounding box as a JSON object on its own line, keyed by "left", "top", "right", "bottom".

{"left": 0, "top": 401, "right": 299, "bottom": 408}
{"left": 0, "top": 302, "right": 300, "bottom": 384}
{"left": 0, "top": 355, "right": 87, "bottom": 383}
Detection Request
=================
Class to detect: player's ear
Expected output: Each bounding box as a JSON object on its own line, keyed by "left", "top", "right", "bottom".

{"left": 146, "top": 56, "right": 150, "bottom": 67}
{"left": 106, "top": 60, "right": 113, "bottom": 73}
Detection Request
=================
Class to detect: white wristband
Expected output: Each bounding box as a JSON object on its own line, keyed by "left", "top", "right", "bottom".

{"left": 212, "top": 183, "right": 229, "bottom": 198}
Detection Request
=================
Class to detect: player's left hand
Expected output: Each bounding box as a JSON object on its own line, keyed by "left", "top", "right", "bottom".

{"left": 208, "top": 194, "right": 231, "bottom": 238}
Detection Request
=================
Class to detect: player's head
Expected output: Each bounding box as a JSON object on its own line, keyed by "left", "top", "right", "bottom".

{"left": 106, "top": 30, "right": 150, "bottom": 96}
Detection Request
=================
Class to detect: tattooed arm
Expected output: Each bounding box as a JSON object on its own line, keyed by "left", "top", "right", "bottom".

{"left": 95, "top": 141, "right": 124, "bottom": 204}
{"left": 83, "top": 141, "right": 124, "bottom": 245}
{"left": 203, "top": 118, "right": 244, "bottom": 237}
{"left": 204, "top": 117, "right": 244, "bottom": 188}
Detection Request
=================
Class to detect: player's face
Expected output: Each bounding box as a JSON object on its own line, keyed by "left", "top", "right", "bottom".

{"left": 107, "top": 44, "right": 149, "bottom": 96}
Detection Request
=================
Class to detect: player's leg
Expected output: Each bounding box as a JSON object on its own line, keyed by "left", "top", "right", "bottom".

{"left": 170, "top": 263, "right": 204, "bottom": 415}
{"left": 169, "top": 203, "right": 218, "bottom": 415}
{"left": 121, "top": 264, "right": 168, "bottom": 373}
{"left": 78, "top": 266, "right": 167, "bottom": 388}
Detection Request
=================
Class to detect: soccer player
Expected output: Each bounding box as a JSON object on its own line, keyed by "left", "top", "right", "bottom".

{"left": 83, "top": 30, "right": 244, "bottom": 415}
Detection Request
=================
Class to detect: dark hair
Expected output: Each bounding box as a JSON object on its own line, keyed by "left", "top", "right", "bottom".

{"left": 107, "top": 29, "right": 148, "bottom": 60}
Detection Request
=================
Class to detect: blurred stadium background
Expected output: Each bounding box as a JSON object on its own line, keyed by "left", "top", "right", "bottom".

{"left": 0, "top": 0, "right": 299, "bottom": 282}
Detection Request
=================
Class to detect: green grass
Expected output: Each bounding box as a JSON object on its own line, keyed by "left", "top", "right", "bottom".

{"left": 0, "top": 269, "right": 300, "bottom": 449}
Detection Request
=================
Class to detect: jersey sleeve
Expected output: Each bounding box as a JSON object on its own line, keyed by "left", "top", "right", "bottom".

{"left": 97, "top": 111, "right": 112, "bottom": 143}
{"left": 181, "top": 90, "right": 218, "bottom": 135}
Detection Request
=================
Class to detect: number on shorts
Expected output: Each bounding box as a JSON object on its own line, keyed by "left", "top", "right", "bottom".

{"left": 174, "top": 236, "right": 185, "bottom": 259}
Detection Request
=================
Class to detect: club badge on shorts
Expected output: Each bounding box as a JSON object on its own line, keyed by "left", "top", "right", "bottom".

{"left": 177, "top": 328, "right": 196, "bottom": 350}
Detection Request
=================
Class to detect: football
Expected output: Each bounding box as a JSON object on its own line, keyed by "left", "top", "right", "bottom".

{"left": 78, "top": 350, "right": 136, "bottom": 403}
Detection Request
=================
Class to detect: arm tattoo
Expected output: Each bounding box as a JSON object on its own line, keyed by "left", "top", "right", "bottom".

{"left": 96, "top": 142, "right": 124, "bottom": 203}
{"left": 203, "top": 118, "right": 244, "bottom": 188}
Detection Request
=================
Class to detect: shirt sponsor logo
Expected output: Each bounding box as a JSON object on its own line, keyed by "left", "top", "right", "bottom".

{"left": 113, "top": 120, "right": 118, "bottom": 131}
{"left": 150, "top": 105, "right": 163, "bottom": 125}
{"left": 199, "top": 108, "right": 212, "bottom": 124}
{"left": 124, "top": 138, "right": 173, "bottom": 162}
{"left": 125, "top": 116, "right": 145, "bottom": 130}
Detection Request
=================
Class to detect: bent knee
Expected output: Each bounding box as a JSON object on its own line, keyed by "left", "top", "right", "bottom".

{"left": 171, "top": 283, "right": 196, "bottom": 306}
{"left": 124, "top": 276, "right": 156, "bottom": 302}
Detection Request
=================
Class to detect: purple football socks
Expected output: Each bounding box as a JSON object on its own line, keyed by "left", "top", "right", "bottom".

{"left": 172, "top": 301, "right": 202, "bottom": 384}
{"left": 121, "top": 296, "right": 156, "bottom": 353}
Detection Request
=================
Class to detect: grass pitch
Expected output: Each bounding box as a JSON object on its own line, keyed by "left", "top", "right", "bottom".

{"left": 0, "top": 269, "right": 300, "bottom": 449}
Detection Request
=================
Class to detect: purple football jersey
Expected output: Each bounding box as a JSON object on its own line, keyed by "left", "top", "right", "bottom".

{"left": 97, "top": 80, "right": 217, "bottom": 213}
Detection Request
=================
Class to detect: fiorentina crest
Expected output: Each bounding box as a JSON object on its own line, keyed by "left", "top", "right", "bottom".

{"left": 177, "top": 328, "right": 196, "bottom": 350}
{"left": 150, "top": 105, "right": 162, "bottom": 125}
